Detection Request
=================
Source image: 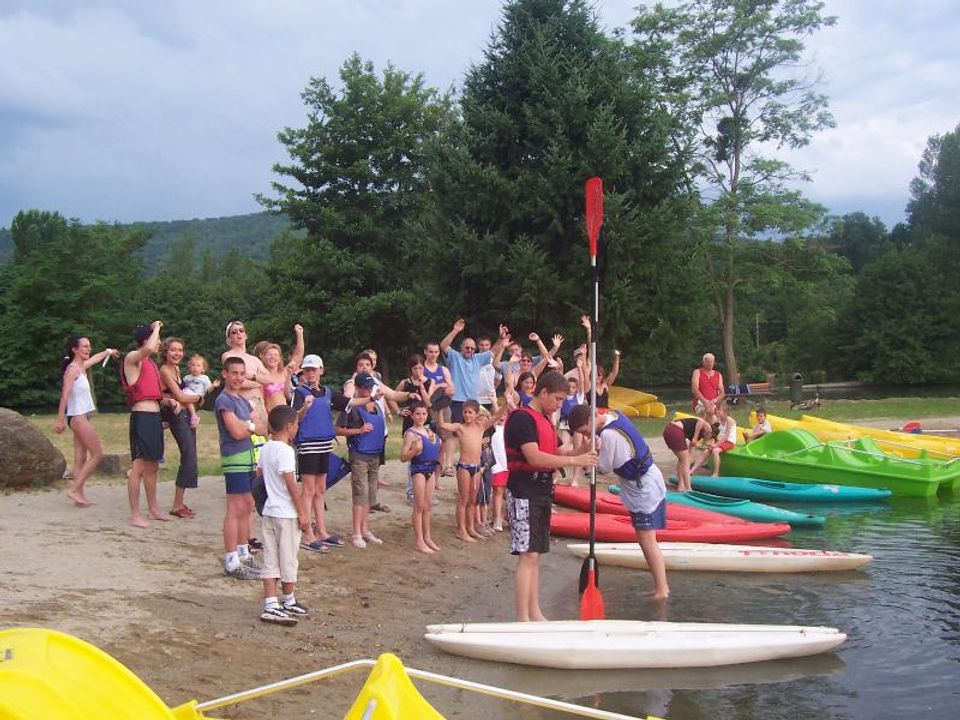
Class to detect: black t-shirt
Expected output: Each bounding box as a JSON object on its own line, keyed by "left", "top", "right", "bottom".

{"left": 505, "top": 409, "right": 553, "bottom": 501}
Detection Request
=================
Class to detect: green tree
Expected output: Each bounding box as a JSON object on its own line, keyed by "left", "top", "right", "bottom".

{"left": 418, "top": 0, "right": 700, "bottom": 379}
{"left": 0, "top": 215, "right": 147, "bottom": 407}
{"left": 631, "top": 0, "right": 835, "bottom": 382}
{"left": 826, "top": 212, "right": 891, "bottom": 274}
{"left": 257, "top": 54, "right": 455, "bottom": 377}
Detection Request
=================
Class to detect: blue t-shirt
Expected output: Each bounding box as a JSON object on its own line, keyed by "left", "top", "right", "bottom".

{"left": 445, "top": 348, "right": 492, "bottom": 402}
{"left": 215, "top": 391, "right": 254, "bottom": 456}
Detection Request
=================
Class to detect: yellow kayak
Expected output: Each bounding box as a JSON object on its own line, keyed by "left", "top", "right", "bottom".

{"left": 0, "top": 628, "right": 439, "bottom": 720}
{"left": 753, "top": 412, "right": 960, "bottom": 461}
{"left": 608, "top": 385, "right": 658, "bottom": 407}
{"left": 609, "top": 398, "right": 641, "bottom": 417}
{"left": 799, "top": 415, "right": 960, "bottom": 459}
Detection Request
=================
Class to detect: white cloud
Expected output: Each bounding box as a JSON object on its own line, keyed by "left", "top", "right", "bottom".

{"left": 0, "top": 0, "right": 957, "bottom": 229}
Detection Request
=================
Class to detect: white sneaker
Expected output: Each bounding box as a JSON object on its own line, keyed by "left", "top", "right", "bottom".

{"left": 352, "top": 535, "right": 366, "bottom": 549}
{"left": 260, "top": 606, "right": 297, "bottom": 626}
{"left": 362, "top": 532, "right": 383, "bottom": 546}
{"left": 224, "top": 564, "right": 260, "bottom": 580}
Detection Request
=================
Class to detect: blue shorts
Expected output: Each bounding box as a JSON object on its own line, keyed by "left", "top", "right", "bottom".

{"left": 629, "top": 499, "right": 667, "bottom": 531}
{"left": 224, "top": 471, "right": 254, "bottom": 495}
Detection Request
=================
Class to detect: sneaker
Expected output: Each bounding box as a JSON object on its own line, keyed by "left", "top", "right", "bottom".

{"left": 282, "top": 600, "right": 309, "bottom": 616}
{"left": 260, "top": 606, "right": 297, "bottom": 626}
{"left": 352, "top": 535, "right": 367, "bottom": 549}
{"left": 241, "top": 555, "right": 264, "bottom": 571}
{"left": 362, "top": 532, "right": 383, "bottom": 546}
{"left": 224, "top": 564, "right": 260, "bottom": 580}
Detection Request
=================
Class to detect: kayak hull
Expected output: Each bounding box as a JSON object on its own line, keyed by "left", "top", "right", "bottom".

{"left": 550, "top": 510, "right": 790, "bottom": 543}
{"left": 666, "top": 489, "right": 825, "bottom": 527}
{"left": 425, "top": 620, "right": 846, "bottom": 669}
{"left": 554, "top": 484, "right": 753, "bottom": 525}
{"left": 566, "top": 542, "right": 872, "bottom": 573}
{"left": 685, "top": 475, "right": 892, "bottom": 503}
{"left": 721, "top": 430, "right": 945, "bottom": 498}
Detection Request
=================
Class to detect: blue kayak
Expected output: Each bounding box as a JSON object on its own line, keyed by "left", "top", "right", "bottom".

{"left": 672, "top": 475, "right": 892, "bottom": 503}
{"left": 610, "top": 484, "right": 824, "bottom": 527}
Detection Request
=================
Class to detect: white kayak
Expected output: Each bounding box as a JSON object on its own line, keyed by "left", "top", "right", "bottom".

{"left": 424, "top": 620, "right": 846, "bottom": 669}
{"left": 566, "top": 542, "right": 872, "bottom": 573}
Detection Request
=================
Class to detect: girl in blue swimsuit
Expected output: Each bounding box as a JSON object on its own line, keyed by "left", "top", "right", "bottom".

{"left": 400, "top": 401, "right": 442, "bottom": 554}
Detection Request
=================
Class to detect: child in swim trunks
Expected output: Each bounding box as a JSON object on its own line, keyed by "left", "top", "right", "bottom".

{"left": 182, "top": 354, "right": 219, "bottom": 428}
{"left": 438, "top": 399, "right": 508, "bottom": 542}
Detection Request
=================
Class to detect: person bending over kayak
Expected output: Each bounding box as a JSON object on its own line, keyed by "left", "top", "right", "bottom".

{"left": 504, "top": 371, "right": 597, "bottom": 622}
{"left": 569, "top": 405, "right": 670, "bottom": 601}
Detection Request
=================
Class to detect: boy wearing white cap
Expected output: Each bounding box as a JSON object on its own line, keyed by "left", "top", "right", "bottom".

{"left": 291, "top": 354, "right": 354, "bottom": 552}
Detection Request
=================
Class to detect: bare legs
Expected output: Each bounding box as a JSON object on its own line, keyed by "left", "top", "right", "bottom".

{"left": 673, "top": 448, "right": 692, "bottom": 491}
{"left": 515, "top": 552, "right": 547, "bottom": 621}
{"left": 128, "top": 459, "right": 166, "bottom": 528}
{"left": 637, "top": 529, "right": 669, "bottom": 600}
{"left": 299, "top": 474, "right": 329, "bottom": 543}
{"left": 492, "top": 485, "right": 506, "bottom": 531}
{"left": 223, "top": 493, "right": 252, "bottom": 552}
{"left": 411, "top": 473, "right": 439, "bottom": 553}
{"left": 66, "top": 416, "right": 102, "bottom": 506}
{"left": 455, "top": 467, "right": 482, "bottom": 541}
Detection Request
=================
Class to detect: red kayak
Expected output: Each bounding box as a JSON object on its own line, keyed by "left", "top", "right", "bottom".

{"left": 553, "top": 484, "right": 746, "bottom": 526}
{"left": 550, "top": 510, "right": 790, "bottom": 543}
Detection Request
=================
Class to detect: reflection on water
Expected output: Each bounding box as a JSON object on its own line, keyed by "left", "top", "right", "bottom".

{"left": 449, "top": 494, "right": 960, "bottom": 719}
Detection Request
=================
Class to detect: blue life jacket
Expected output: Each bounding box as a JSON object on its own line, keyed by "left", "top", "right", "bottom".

{"left": 295, "top": 385, "right": 335, "bottom": 444}
{"left": 348, "top": 404, "right": 386, "bottom": 455}
{"left": 600, "top": 412, "right": 653, "bottom": 480}
{"left": 560, "top": 394, "right": 580, "bottom": 420}
{"left": 411, "top": 430, "right": 441, "bottom": 466}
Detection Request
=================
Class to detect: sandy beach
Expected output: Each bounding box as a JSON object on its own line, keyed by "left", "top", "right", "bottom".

{"left": 0, "top": 435, "right": 675, "bottom": 718}
{"left": 4, "top": 416, "right": 956, "bottom": 717}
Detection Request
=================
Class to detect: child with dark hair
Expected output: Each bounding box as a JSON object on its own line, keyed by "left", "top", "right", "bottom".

{"left": 257, "top": 405, "right": 311, "bottom": 626}
{"left": 437, "top": 398, "right": 509, "bottom": 542}
{"left": 399, "top": 401, "right": 441, "bottom": 554}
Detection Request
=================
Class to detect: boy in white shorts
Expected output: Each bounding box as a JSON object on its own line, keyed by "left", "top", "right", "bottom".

{"left": 257, "top": 405, "right": 312, "bottom": 626}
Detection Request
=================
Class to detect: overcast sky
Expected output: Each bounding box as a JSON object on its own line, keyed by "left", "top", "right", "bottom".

{"left": 1, "top": 0, "right": 957, "bottom": 230}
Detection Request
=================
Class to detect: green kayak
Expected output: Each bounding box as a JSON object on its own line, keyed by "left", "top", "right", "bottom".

{"left": 720, "top": 429, "right": 951, "bottom": 498}
{"left": 610, "top": 484, "right": 825, "bottom": 528}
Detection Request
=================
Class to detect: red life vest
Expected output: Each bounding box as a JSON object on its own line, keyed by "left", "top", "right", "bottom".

{"left": 506, "top": 406, "right": 558, "bottom": 473}
{"left": 120, "top": 357, "right": 163, "bottom": 406}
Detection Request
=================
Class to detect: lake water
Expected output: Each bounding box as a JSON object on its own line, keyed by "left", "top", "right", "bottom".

{"left": 455, "top": 492, "right": 960, "bottom": 719}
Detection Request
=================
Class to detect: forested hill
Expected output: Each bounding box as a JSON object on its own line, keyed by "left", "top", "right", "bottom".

{"left": 0, "top": 212, "right": 298, "bottom": 267}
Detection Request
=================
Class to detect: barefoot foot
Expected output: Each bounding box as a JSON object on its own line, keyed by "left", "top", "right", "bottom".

{"left": 131, "top": 515, "right": 150, "bottom": 529}
{"left": 415, "top": 544, "right": 437, "bottom": 554}
{"left": 148, "top": 510, "right": 171, "bottom": 522}
{"left": 456, "top": 532, "right": 477, "bottom": 543}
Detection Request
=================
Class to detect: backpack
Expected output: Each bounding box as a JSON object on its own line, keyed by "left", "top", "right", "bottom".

{"left": 252, "top": 472, "right": 268, "bottom": 516}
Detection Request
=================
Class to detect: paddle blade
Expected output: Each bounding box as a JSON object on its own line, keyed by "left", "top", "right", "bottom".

{"left": 579, "top": 567, "right": 605, "bottom": 620}
{"left": 585, "top": 177, "right": 603, "bottom": 258}
{"left": 578, "top": 555, "right": 600, "bottom": 593}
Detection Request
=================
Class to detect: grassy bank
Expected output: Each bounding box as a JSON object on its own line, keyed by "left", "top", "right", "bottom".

{"left": 26, "top": 395, "right": 959, "bottom": 481}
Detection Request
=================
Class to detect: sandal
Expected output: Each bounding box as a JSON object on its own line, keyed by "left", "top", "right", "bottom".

{"left": 370, "top": 503, "right": 391, "bottom": 514}
{"left": 168, "top": 507, "right": 191, "bottom": 519}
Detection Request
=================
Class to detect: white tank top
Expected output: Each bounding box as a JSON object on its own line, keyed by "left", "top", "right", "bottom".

{"left": 66, "top": 369, "right": 96, "bottom": 416}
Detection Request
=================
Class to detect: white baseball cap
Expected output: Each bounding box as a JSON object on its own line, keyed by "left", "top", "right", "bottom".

{"left": 301, "top": 354, "right": 323, "bottom": 369}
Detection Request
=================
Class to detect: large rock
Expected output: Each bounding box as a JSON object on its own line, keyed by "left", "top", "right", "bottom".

{"left": 0, "top": 407, "right": 67, "bottom": 489}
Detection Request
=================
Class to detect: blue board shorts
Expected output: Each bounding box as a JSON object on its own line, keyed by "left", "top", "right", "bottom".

{"left": 629, "top": 498, "right": 667, "bottom": 531}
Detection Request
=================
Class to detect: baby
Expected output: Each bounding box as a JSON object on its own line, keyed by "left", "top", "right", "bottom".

{"left": 182, "top": 354, "right": 220, "bottom": 427}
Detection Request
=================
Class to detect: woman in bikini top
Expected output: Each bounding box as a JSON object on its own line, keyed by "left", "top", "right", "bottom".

{"left": 255, "top": 324, "right": 305, "bottom": 412}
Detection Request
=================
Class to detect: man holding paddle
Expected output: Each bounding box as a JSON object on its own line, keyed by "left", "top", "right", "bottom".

{"left": 569, "top": 405, "right": 670, "bottom": 601}
{"left": 505, "top": 371, "right": 597, "bottom": 621}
